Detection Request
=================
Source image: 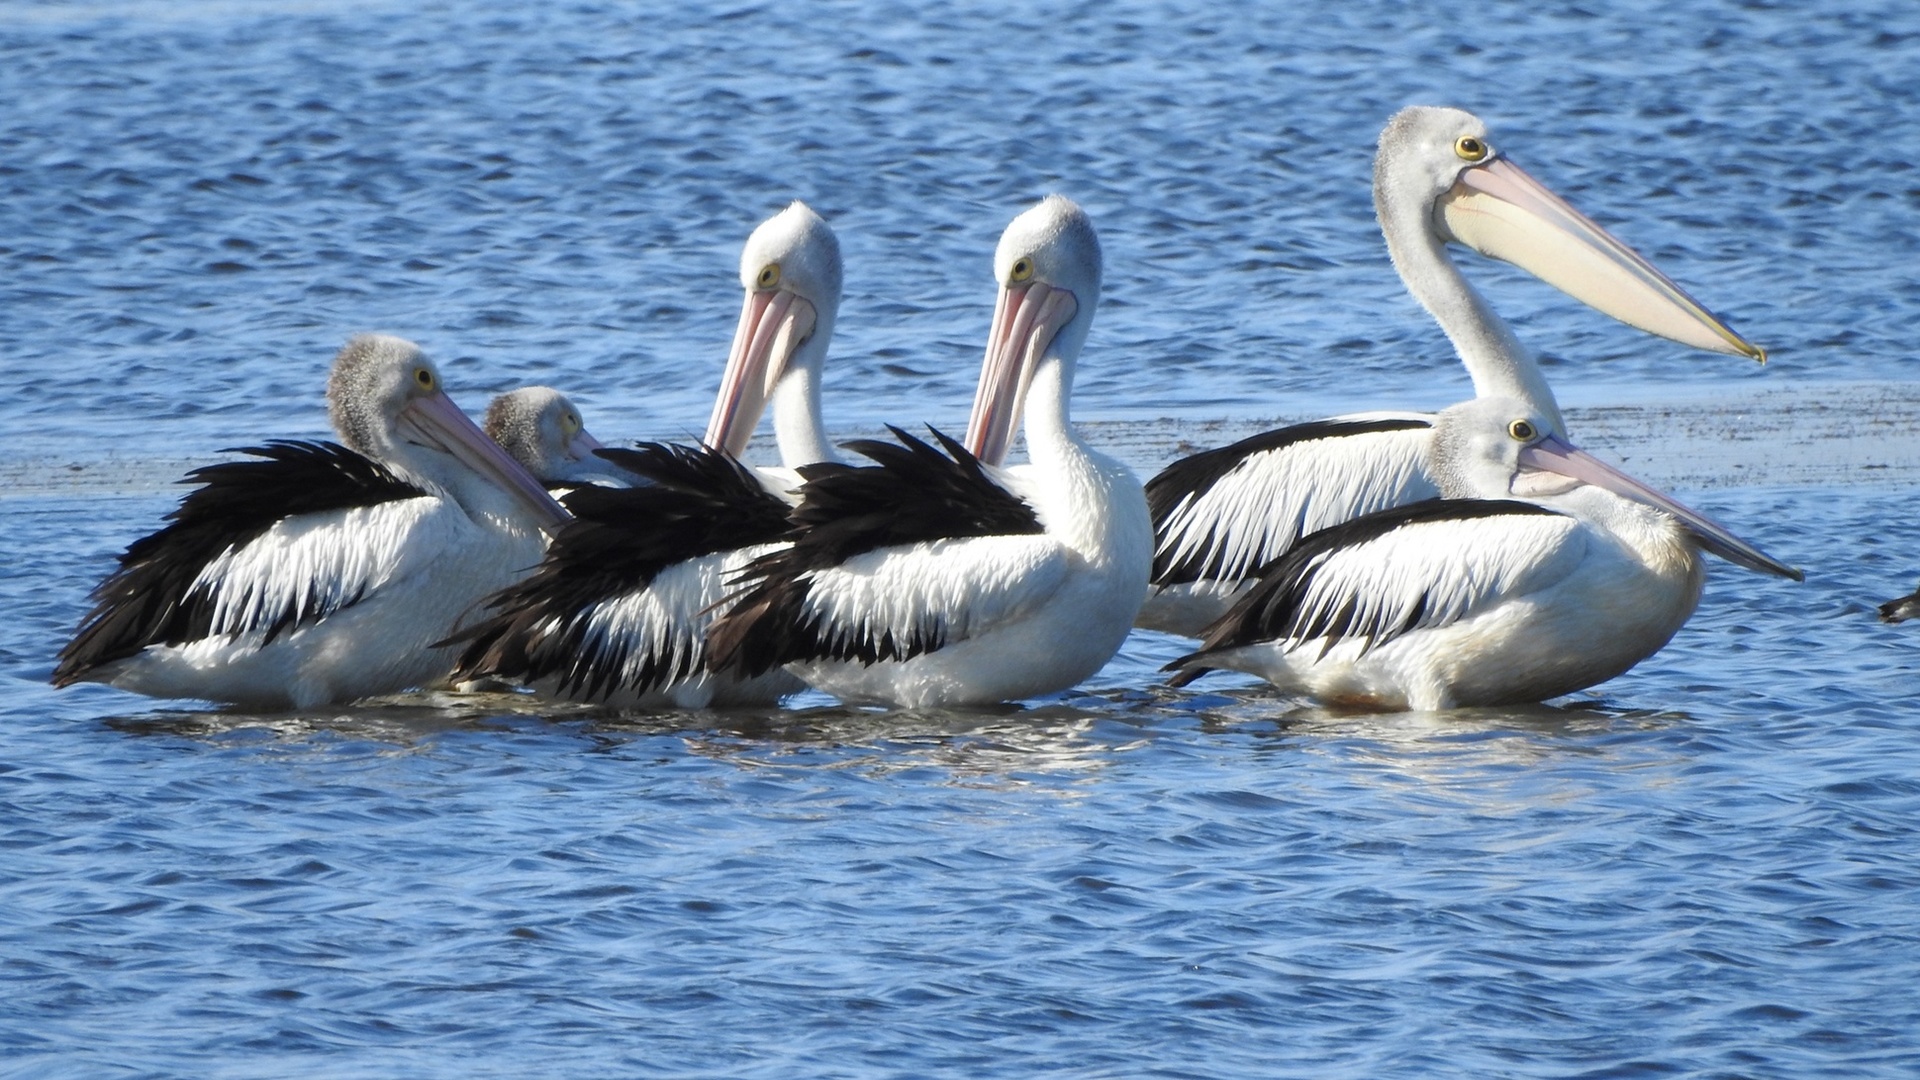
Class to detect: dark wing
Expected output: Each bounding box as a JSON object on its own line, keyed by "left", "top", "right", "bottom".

{"left": 1148, "top": 415, "right": 1437, "bottom": 587}
{"left": 1165, "top": 499, "right": 1578, "bottom": 686}
{"left": 705, "top": 426, "right": 1048, "bottom": 679}
{"left": 1879, "top": 584, "right": 1920, "bottom": 624}
{"left": 450, "top": 441, "right": 793, "bottom": 700}
{"left": 53, "top": 441, "right": 426, "bottom": 685}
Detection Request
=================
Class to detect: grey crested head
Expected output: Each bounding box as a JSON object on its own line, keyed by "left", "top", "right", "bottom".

{"left": 483, "top": 386, "right": 595, "bottom": 482}
{"left": 327, "top": 333, "right": 436, "bottom": 457}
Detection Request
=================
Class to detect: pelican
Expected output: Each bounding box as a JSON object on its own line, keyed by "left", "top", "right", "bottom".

{"left": 705, "top": 195, "right": 1153, "bottom": 708}
{"left": 1141, "top": 105, "right": 1768, "bottom": 637}
{"left": 482, "top": 386, "right": 618, "bottom": 488}
{"left": 448, "top": 201, "right": 841, "bottom": 707}
{"left": 52, "top": 334, "right": 570, "bottom": 708}
{"left": 1163, "top": 396, "right": 1801, "bottom": 710}
{"left": 1879, "top": 587, "right": 1920, "bottom": 624}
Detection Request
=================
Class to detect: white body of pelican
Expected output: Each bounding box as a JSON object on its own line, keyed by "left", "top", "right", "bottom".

{"left": 451, "top": 201, "right": 842, "bottom": 708}
{"left": 1164, "top": 397, "right": 1800, "bottom": 710}
{"left": 1141, "top": 106, "right": 1769, "bottom": 637}
{"left": 707, "top": 195, "right": 1153, "bottom": 708}
{"left": 53, "top": 335, "right": 570, "bottom": 708}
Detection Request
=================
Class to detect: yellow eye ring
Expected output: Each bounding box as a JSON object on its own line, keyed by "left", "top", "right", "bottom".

{"left": 1455, "top": 135, "right": 1490, "bottom": 163}
{"left": 757, "top": 264, "right": 780, "bottom": 289}
{"left": 1507, "top": 419, "right": 1537, "bottom": 441}
{"left": 1009, "top": 256, "right": 1035, "bottom": 284}
{"left": 414, "top": 368, "right": 435, "bottom": 390}
{"left": 562, "top": 412, "right": 581, "bottom": 434}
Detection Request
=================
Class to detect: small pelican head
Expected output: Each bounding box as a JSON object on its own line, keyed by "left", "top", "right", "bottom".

{"left": 483, "top": 387, "right": 610, "bottom": 486}
{"left": 1432, "top": 396, "right": 1800, "bottom": 580}
{"left": 966, "top": 195, "right": 1103, "bottom": 466}
{"left": 1430, "top": 396, "right": 1571, "bottom": 501}
{"left": 705, "top": 201, "right": 843, "bottom": 458}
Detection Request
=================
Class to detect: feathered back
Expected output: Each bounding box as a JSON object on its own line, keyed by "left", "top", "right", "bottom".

{"left": 1146, "top": 415, "right": 1435, "bottom": 585}
{"left": 705, "top": 426, "right": 1044, "bottom": 679}
{"left": 447, "top": 441, "right": 792, "bottom": 699}
{"left": 1164, "top": 498, "right": 1561, "bottom": 687}
{"left": 53, "top": 441, "right": 424, "bottom": 684}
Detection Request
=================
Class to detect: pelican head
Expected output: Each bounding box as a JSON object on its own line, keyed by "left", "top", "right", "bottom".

{"left": 704, "top": 201, "right": 843, "bottom": 459}
{"left": 1431, "top": 396, "right": 1800, "bottom": 579}
{"left": 965, "top": 194, "right": 1104, "bottom": 466}
{"left": 1375, "top": 105, "right": 1765, "bottom": 361}
{"left": 327, "top": 334, "right": 569, "bottom": 527}
{"left": 483, "top": 386, "right": 610, "bottom": 485}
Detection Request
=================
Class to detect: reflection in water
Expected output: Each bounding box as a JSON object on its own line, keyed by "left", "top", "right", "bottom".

{"left": 101, "top": 690, "right": 1139, "bottom": 788}
{"left": 101, "top": 691, "right": 605, "bottom": 745}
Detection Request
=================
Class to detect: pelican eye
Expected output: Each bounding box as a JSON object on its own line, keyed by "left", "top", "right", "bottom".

{"left": 1009, "top": 257, "right": 1035, "bottom": 284}
{"left": 756, "top": 263, "right": 780, "bottom": 289}
{"left": 1454, "top": 135, "right": 1490, "bottom": 162}
{"left": 413, "top": 367, "right": 435, "bottom": 390}
{"left": 1507, "top": 419, "right": 1537, "bottom": 441}
{"left": 562, "top": 412, "right": 581, "bottom": 434}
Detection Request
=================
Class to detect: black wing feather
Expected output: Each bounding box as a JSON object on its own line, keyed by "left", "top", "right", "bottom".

{"left": 1164, "top": 498, "right": 1561, "bottom": 687}
{"left": 1146, "top": 416, "right": 1434, "bottom": 585}
{"left": 53, "top": 440, "right": 425, "bottom": 685}
{"left": 705, "top": 426, "right": 1044, "bottom": 679}
{"left": 1879, "top": 585, "right": 1920, "bottom": 624}
{"left": 450, "top": 441, "right": 792, "bottom": 700}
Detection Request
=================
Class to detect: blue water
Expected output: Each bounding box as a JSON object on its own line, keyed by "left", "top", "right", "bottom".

{"left": 5, "top": 0, "right": 1920, "bottom": 1075}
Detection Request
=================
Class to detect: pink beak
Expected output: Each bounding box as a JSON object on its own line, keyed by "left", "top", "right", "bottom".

{"left": 1518, "top": 433, "right": 1800, "bottom": 579}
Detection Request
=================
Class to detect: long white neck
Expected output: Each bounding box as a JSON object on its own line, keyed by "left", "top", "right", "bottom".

{"left": 1020, "top": 355, "right": 1079, "bottom": 467}
{"left": 1380, "top": 201, "right": 1566, "bottom": 435}
{"left": 770, "top": 360, "right": 834, "bottom": 468}
{"left": 1016, "top": 353, "right": 1124, "bottom": 556}
{"left": 1009, "top": 349, "right": 1151, "bottom": 598}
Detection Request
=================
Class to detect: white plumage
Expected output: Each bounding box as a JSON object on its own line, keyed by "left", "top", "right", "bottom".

{"left": 1149, "top": 414, "right": 1435, "bottom": 628}
{"left": 546, "top": 544, "right": 798, "bottom": 708}
{"left": 707, "top": 196, "right": 1153, "bottom": 708}
{"left": 109, "top": 506, "right": 553, "bottom": 707}
{"left": 1139, "top": 105, "right": 1766, "bottom": 637}
{"left": 450, "top": 201, "right": 843, "bottom": 708}
{"left": 54, "top": 335, "right": 570, "bottom": 708}
{"left": 1166, "top": 397, "right": 1798, "bottom": 711}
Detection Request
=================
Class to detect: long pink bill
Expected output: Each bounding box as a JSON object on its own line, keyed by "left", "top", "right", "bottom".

{"left": 1440, "top": 156, "right": 1765, "bottom": 361}
{"left": 401, "top": 391, "right": 571, "bottom": 529}
{"left": 964, "top": 281, "right": 1077, "bottom": 467}
{"left": 1518, "top": 434, "right": 1801, "bottom": 580}
{"left": 704, "top": 289, "right": 816, "bottom": 458}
